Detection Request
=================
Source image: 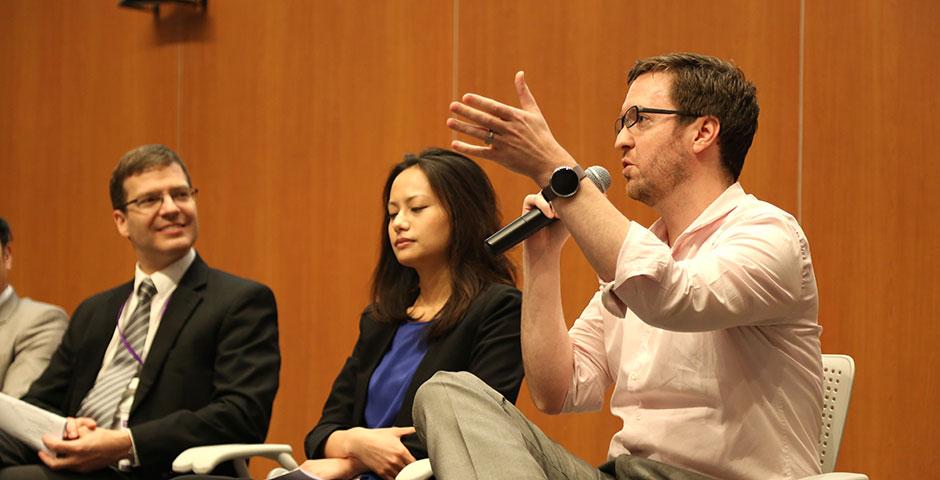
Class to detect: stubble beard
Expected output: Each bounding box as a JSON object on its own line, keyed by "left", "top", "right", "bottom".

{"left": 626, "top": 134, "right": 692, "bottom": 207}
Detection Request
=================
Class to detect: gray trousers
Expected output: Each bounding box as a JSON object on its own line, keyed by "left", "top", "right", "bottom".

{"left": 412, "top": 371, "right": 715, "bottom": 480}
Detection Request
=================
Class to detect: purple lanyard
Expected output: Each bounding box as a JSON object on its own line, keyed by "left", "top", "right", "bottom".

{"left": 116, "top": 290, "right": 171, "bottom": 366}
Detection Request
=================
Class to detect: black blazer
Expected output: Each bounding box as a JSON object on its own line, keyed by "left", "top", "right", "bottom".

{"left": 304, "top": 282, "right": 523, "bottom": 460}
{"left": 24, "top": 255, "right": 280, "bottom": 480}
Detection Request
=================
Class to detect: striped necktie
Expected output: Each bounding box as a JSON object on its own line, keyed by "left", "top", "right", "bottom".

{"left": 77, "top": 278, "right": 157, "bottom": 428}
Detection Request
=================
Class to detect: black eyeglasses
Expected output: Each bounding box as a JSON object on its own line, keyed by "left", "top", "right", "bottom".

{"left": 615, "top": 105, "right": 700, "bottom": 133}
{"left": 121, "top": 188, "right": 198, "bottom": 212}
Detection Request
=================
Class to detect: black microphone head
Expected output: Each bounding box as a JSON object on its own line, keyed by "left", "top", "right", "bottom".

{"left": 585, "top": 165, "right": 612, "bottom": 193}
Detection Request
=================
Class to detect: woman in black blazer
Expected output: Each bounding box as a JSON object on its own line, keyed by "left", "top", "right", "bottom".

{"left": 300, "top": 149, "right": 523, "bottom": 480}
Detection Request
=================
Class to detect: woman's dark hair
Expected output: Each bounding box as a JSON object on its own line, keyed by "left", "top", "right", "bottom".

{"left": 0, "top": 217, "right": 10, "bottom": 248}
{"left": 370, "top": 148, "right": 516, "bottom": 339}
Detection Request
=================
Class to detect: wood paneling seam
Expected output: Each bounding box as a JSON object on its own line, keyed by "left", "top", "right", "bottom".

{"left": 797, "top": 0, "right": 805, "bottom": 222}
{"left": 452, "top": 0, "right": 459, "bottom": 142}
{"left": 177, "top": 42, "right": 183, "bottom": 150}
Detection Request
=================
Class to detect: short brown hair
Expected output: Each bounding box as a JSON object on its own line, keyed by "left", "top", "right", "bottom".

{"left": 109, "top": 144, "right": 192, "bottom": 210}
{"left": 628, "top": 52, "right": 759, "bottom": 181}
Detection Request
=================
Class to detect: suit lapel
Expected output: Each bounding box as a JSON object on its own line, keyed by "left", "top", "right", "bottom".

{"left": 132, "top": 255, "right": 207, "bottom": 411}
{"left": 394, "top": 292, "right": 486, "bottom": 425}
{"left": 0, "top": 290, "right": 19, "bottom": 327}
{"left": 71, "top": 283, "right": 133, "bottom": 409}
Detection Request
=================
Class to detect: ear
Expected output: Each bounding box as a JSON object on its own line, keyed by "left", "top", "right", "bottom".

{"left": 113, "top": 209, "right": 130, "bottom": 239}
{"left": 691, "top": 115, "right": 720, "bottom": 154}
{"left": 2, "top": 245, "right": 11, "bottom": 271}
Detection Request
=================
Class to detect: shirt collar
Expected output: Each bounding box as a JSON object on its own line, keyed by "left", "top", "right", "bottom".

{"left": 649, "top": 183, "right": 747, "bottom": 246}
{"left": 0, "top": 285, "right": 13, "bottom": 308}
{"left": 134, "top": 249, "right": 197, "bottom": 295}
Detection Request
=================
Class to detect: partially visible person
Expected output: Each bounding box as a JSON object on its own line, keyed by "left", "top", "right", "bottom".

{"left": 297, "top": 148, "right": 524, "bottom": 480}
{"left": 0, "top": 217, "right": 68, "bottom": 398}
{"left": 0, "top": 144, "right": 280, "bottom": 479}
{"left": 414, "top": 53, "right": 823, "bottom": 480}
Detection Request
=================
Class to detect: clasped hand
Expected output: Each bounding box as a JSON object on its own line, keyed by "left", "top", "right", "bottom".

{"left": 304, "top": 426, "right": 416, "bottom": 480}
{"left": 346, "top": 426, "right": 416, "bottom": 480}
{"left": 39, "top": 417, "right": 132, "bottom": 473}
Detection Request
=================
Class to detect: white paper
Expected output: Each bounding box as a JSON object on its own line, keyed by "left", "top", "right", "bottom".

{"left": 270, "top": 469, "right": 323, "bottom": 480}
{"left": 0, "top": 393, "right": 67, "bottom": 452}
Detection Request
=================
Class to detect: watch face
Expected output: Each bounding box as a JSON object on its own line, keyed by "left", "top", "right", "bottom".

{"left": 552, "top": 167, "right": 581, "bottom": 197}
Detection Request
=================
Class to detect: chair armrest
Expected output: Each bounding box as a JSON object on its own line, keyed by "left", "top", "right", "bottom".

{"left": 800, "top": 473, "right": 869, "bottom": 480}
{"left": 396, "top": 458, "right": 433, "bottom": 480}
{"left": 172, "top": 443, "right": 298, "bottom": 474}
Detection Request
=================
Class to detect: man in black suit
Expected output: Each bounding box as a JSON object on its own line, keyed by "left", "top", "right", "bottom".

{"left": 0, "top": 144, "right": 280, "bottom": 479}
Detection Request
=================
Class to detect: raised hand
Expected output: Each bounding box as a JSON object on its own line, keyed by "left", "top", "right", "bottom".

{"left": 446, "top": 71, "right": 577, "bottom": 184}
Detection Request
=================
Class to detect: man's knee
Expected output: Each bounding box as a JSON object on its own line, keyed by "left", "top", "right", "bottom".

{"left": 415, "top": 371, "right": 471, "bottom": 416}
{"left": 422, "top": 370, "right": 486, "bottom": 395}
{"left": 414, "top": 371, "right": 494, "bottom": 426}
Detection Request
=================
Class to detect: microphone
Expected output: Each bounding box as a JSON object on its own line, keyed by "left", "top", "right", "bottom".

{"left": 485, "top": 166, "right": 612, "bottom": 256}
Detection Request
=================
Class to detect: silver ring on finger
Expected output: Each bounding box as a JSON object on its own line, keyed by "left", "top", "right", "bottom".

{"left": 485, "top": 129, "right": 495, "bottom": 145}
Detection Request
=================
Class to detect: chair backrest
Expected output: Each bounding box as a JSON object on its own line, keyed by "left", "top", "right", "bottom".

{"left": 818, "top": 354, "right": 856, "bottom": 473}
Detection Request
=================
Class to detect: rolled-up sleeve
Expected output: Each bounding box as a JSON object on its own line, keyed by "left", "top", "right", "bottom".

{"left": 601, "top": 215, "right": 808, "bottom": 332}
{"left": 563, "top": 291, "right": 614, "bottom": 413}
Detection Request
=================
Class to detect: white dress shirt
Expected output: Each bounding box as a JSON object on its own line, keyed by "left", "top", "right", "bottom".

{"left": 89, "top": 248, "right": 196, "bottom": 468}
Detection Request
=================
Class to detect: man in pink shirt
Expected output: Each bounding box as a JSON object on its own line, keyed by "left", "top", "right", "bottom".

{"left": 413, "top": 52, "right": 823, "bottom": 480}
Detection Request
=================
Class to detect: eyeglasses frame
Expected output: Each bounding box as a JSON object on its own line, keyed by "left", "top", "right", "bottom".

{"left": 615, "top": 106, "right": 701, "bottom": 134}
{"left": 120, "top": 187, "right": 199, "bottom": 211}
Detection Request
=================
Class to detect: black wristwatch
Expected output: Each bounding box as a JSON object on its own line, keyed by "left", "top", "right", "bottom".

{"left": 540, "top": 165, "right": 586, "bottom": 202}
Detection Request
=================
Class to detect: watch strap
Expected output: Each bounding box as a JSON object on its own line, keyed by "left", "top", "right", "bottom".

{"left": 540, "top": 165, "right": 586, "bottom": 202}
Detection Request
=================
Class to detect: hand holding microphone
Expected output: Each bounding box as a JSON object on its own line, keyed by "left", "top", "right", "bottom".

{"left": 485, "top": 165, "right": 612, "bottom": 255}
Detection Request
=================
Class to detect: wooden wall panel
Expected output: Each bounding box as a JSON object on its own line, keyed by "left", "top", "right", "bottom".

{"left": 7, "top": 1, "right": 938, "bottom": 478}
{"left": 456, "top": 0, "right": 801, "bottom": 465}
{"left": 803, "top": 0, "right": 940, "bottom": 476}
{"left": 172, "top": 1, "right": 454, "bottom": 475}
{"left": 0, "top": 4, "right": 178, "bottom": 314}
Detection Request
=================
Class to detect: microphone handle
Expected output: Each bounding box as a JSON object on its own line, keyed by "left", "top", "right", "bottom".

{"left": 484, "top": 208, "right": 556, "bottom": 256}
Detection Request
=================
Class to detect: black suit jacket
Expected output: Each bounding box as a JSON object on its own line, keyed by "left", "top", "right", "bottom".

{"left": 304, "top": 282, "right": 523, "bottom": 460}
{"left": 23, "top": 255, "right": 280, "bottom": 479}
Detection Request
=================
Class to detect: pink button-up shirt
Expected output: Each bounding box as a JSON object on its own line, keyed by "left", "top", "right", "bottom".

{"left": 564, "top": 183, "right": 823, "bottom": 480}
